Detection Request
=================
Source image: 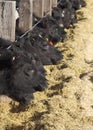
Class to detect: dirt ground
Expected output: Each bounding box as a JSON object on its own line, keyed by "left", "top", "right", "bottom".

{"left": 1, "top": 0, "right": 93, "bottom": 130}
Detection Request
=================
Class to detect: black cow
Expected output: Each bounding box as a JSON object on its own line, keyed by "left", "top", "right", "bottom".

{"left": 0, "top": 38, "right": 47, "bottom": 105}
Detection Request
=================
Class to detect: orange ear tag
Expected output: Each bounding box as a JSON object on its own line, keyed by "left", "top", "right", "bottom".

{"left": 49, "top": 41, "right": 53, "bottom": 46}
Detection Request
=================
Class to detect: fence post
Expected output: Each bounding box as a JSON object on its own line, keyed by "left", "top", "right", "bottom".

{"left": 44, "top": 0, "right": 52, "bottom": 15}
{"left": 18, "top": 0, "right": 33, "bottom": 33}
{"left": 33, "top": 0, "right": 44, "bottom": 18}
{"left": 52, "top": 0, "right": 57, "bottom": 7}
{"left": 0, "top": 1, "right": 16, "bottom": 41}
